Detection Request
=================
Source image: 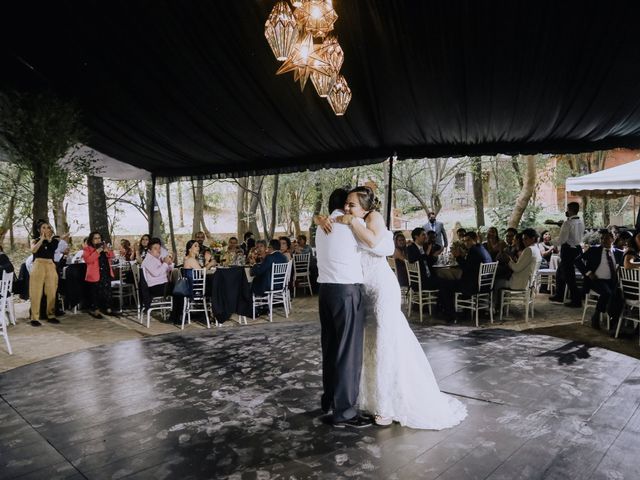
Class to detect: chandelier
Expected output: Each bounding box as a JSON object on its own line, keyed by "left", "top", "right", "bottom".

{"left": 265, "top": 0, "right": 351, "bottom": 115}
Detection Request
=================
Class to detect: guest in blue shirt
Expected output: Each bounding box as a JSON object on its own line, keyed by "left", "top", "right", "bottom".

{"left": 250, "top": 239, "right": 288, "bottom": 296}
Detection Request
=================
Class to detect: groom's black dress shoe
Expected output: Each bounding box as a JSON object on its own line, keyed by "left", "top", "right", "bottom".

{"left": 332, "top": 415, "right": 373, "bottom": 428}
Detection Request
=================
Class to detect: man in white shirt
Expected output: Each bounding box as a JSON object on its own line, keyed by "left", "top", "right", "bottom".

{"left": 316, "top": 188, "right": 371, "bottom": 428}
{"left": 550, "top": 202, "right": 585, "bottom": 307}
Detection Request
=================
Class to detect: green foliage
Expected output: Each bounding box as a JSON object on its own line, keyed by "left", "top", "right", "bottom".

{"left": 0, "top": 91, "right": 85, "bottom": 172}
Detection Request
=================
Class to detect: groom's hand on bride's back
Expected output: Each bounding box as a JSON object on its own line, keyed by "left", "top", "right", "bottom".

{"left": 316, "top": 215, "right": 335, "bottom": 234}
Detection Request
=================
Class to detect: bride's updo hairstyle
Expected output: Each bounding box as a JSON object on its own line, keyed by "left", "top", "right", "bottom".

{"left": 349, "top": 186, "right": 381, "bottom": 212}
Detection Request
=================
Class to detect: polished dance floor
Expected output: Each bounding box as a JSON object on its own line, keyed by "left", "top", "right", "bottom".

{"left": 1, "top": 320, "right": 640, "bottom": 479}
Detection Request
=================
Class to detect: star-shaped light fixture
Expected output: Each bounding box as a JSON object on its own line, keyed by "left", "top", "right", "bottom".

{"left": 276, "top": 32, "right": 332, "bottom": 91}
{"left": 266, "top": 0, "right": 351, "bottom": 115}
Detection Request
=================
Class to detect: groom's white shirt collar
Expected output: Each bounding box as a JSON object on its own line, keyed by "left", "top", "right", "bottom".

{"left": 316, "top": 209, "right": 363, "bottom": 284}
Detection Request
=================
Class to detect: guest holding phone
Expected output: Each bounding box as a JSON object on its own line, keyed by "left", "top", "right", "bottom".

{"left": 83, "top": 231, "right": 116, "bottom": 319}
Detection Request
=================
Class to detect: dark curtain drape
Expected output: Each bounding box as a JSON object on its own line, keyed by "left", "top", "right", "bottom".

{"left": 3, "top": 0, "right": 640, "bottom": 178}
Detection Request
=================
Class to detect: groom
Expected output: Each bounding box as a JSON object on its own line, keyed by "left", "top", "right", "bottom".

{"left": 316, "top": 188, "right": 371, "bottom": 428}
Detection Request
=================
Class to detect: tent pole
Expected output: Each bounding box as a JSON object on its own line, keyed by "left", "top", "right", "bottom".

{"left": 385, "top": 156, "right": 394, "bottom": 228}
{"left": 564, "top": 190, "right": 568, "bottom": 212}
{"left": 149, "top": 174, "right": 157, "bottom": 236}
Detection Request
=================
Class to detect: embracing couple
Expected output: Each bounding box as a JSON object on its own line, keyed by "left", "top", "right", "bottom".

{"left": 316, "top": 186, "right": 467, "bottom": 429}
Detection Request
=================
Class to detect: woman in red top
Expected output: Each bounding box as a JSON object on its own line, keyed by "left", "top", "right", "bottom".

{"left": 83, "top": 231, "right": 115, "bottom": 318}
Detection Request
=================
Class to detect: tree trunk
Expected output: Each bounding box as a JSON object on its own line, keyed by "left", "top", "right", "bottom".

{"left": 507, "top": 155, "right": 536, "bottom": 228}
{"left": 177, "top": 180, "right": 185, "bottom": 228}
{"left": 87, "top": 175, "right": 112, "bottom": 243}
{"left": 32, "top": 163, "right": 50, "bottom": 231}
{"left": 290, "top": 191, "right": 301, "bottom": 236}
{"left": 249, "top": 176, "right": 264, "bottom": 238}
{"left": 236, "top": 177, "right": 249, "bottom": 236}
{"left": 602, "top": 199, "right": 611, "bottom": 227}
{"left": 51, "top": 196, "right": 70, "bottom": 237}
{"left": 268, "top": 174, "right": 279, "bottom": 239}
{"left": 310, "top": 180, "right": 323, "bottom": 247}
{"left": 471, "top": 157, "right": 485, "bottom": 228}
{"left": 166, "top": 182, "right": 177, "bottom": 258}
{"left": 0, "top": 170, "right": 21, "bottom": 242}
{"left": 191, "top": 179, "right": 204, "bottom": 238}
{"left": 146, "top": 180, "right": 164, "bottom": 239}
{"left": 511, "top": 156, "right": 524, "bottom": 189}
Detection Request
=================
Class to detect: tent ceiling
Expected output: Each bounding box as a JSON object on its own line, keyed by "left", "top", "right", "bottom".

{"left": 3, "top": 1, "right": 640, "bottom": 179}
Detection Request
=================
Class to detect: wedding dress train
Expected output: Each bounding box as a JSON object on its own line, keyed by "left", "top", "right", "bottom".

{"left": 357, "top": 231, "right": 467, "bottom": 429}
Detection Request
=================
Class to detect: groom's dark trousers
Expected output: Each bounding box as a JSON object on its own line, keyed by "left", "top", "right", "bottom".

{"left": 319, "top": 283, "right": 365, "bottom": 422}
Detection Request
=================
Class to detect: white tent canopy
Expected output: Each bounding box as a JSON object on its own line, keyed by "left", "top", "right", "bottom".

{"left": 1, "top": 144, "right": 151, "bottom": 181}
{"left": 565, "top": 159, "right": 640, "bottom": 198}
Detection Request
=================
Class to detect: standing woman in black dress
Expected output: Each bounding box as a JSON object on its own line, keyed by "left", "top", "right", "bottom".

{"left": 29, "top": 220, "right": 60, "bottom": 326}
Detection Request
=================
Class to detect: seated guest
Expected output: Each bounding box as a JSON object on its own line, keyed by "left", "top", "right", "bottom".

{"left": 83, "top": 231, "right": 116, "bottom": 319}
{"left": 132, "top": 234, "right": 150, "bottom": 263}
{"left": 53, "top": 234, "right": 70, "bottom": 263}
{"left": 140, "top": 237, "right": 174, "bottom": 308}
{"left": 439, "top": 231, "right": 492, "bottom": 319}
{"left": 614, "top": 231, "right": 632, "bottom": 266}
{"left": 456, "top": 227, "right": 467, "bottom": 242}
{"left": 250, "top": 239, "right": 288, "bottom": 296}
{"left": 295, "top": 234, "right": 312, "bottom": 256}
{"left": 248, "top": 240, "right": 268, "bottom": 266}
{"left": 623, "top": 232, "right": 640, "bottom": 269}
{"left": 222, "top": 236, "right": 241, "bottom": 265}
{"left": 495, "top": 228, "right": 542, "bottom": 293}
{"left": 482, "top": 227, "right": 507, "bottom": 261}
{"left": 119, "top": 239, "right": 133, "bottom": 261}
{"left": 240, "top": 231, "right": 255, "bottom": 256}
{"left": 504, "top": 227, "right": 518, "bottom": 258}
{"left": 392, "top": 231, "right": 409, "bottom": 287}
{"left": 393, "top": 231, "right": 407, "bottom": 261}
{"left": 406, "top": 227, "right": 438, "bottom": 290}
{"left": 0, "top": 245, "right": 14, "bottom": 274}
{"left": 537, "top": 230, "right": 557, "bottom": 268}
{"left": 181, "top": 240, "right": 203, "bottom": 298}
{"left": 71, "top": 237, "right": 89, "bottom": 264}
{"left": 575, "top": 230, "right": 618, "bottom": 330}
{"left": 194, "top": 231, "right": 211, "bottom": 255}
{"left": 425, "top": 230, "right": 443, "bottom": 267}
{"left": 279, "top": 236, "right": 293, "bottom": 261}
{"left": 0, "top": 246, "right": 13, "bottom": 274}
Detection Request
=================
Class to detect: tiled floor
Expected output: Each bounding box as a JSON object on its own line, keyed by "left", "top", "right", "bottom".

{"left": 1, "top": 317, "right": 639, "bottom": 479}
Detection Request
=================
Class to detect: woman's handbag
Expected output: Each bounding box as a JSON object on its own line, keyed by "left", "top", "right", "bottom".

{"left": 173, "top": 277, "right": 191, "bottom": 297}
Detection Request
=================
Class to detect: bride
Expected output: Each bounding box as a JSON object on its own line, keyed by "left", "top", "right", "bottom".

{"left": 323, "top": 186, "right": 467, "bottom": 429}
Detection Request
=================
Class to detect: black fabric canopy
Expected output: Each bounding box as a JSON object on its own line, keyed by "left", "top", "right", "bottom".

{"left": 3, "top": 0, "right": 640, "bottom": 178}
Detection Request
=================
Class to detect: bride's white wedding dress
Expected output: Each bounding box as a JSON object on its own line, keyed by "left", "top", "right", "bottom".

{"left": 357, "top": 229, "right": 467, "bottom": 429}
